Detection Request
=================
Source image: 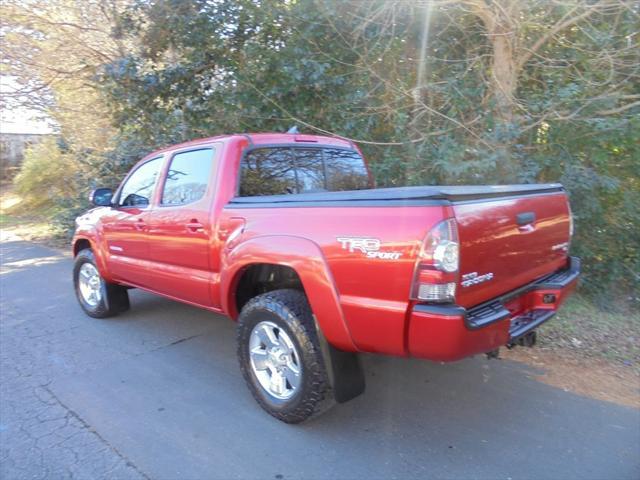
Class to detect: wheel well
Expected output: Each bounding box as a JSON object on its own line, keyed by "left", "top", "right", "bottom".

{"left": 73, "top": 239, "right": 91, "bottom": 256}
{"left": 235, "top": 264, "right": 305, "bottom": 314}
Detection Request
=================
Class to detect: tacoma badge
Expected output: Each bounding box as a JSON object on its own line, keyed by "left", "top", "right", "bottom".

{"left": 461, "top": 271, "right": 494, "bottom": 287}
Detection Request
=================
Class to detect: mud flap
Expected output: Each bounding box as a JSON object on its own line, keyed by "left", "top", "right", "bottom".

{"left": 102, "top": 282, "right": 131, "bottom": 314}
{"left": 315, "top": 318, "right": 366, "bottom": 403}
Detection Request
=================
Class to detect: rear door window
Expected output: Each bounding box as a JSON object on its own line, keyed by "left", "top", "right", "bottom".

{"left": 161, "top": 148, "right": 215, "bottom": 205}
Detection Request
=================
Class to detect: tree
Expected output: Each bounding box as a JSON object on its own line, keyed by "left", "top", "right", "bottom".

{"left": 3, "top": 0, "right": 638, "bottom": 300}
{"left": 1, "top": 0, "right": 131, "bottom": 152}
{"left": 97, "top": 0, "right": 640, "bottom": 301}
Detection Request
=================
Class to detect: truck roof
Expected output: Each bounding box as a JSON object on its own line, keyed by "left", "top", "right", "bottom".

{"left": 144, "top": 132, "right": 355, "bottom": 158}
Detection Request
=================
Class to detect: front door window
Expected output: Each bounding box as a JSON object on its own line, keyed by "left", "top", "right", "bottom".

{"left": 118, "top": 157, "right": 163, "bottom": 207}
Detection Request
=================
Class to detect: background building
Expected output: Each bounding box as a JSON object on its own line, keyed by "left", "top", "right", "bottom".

{"left": 0, "top": 132, "right": 51, "bottom": 179}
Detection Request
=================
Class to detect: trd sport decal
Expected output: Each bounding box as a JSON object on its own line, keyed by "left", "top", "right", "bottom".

{"left": 337, "top": 237, "right": 403, "bottom": 260}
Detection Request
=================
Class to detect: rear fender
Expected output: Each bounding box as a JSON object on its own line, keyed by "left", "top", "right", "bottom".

{"left": 221, "top": 235, "right": 357, "bottom": 352}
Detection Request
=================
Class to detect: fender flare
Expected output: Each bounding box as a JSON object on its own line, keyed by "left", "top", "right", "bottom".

{"left": 221, "top": 235, "right": 357, "bottom": 352}
{"left": 72, "top": 233, "right": 113, "bottom": 283}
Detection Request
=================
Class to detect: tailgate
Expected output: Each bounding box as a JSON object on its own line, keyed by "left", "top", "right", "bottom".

{"left": 454, "top": 192, "right": 571, "bottom": 309}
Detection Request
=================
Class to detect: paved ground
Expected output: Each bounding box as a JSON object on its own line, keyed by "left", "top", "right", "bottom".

{"left": 1, "top": 236, "right": 639, "bottom": 480}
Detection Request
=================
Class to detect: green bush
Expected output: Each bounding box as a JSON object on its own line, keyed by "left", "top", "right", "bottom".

{"left": 13, "top": 138, "right": 82, "bottom": 208}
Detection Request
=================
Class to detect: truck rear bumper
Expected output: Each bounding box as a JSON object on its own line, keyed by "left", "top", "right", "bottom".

{"left": 408, "top": 257, "right": 580, "bottom": 361}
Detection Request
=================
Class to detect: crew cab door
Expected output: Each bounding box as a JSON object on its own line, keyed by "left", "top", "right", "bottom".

{"left": 144, "top": 146, "right": 218, "bottom": 306}
{"left": 102, "top": 156, "right": 163, "bottom": 287}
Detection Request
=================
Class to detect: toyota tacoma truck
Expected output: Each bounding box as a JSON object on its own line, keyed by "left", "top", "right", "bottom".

{"left": 73, "top": 132, "right": 580, "bottom": 423}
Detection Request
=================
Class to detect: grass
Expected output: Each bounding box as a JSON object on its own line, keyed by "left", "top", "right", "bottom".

{"left": 538, "top": 294, "right": 640, "bottom": 370}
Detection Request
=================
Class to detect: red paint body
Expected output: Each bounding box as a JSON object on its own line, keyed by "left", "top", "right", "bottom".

{"left": 73, "top": 133, "right": 578, "bottom": 361}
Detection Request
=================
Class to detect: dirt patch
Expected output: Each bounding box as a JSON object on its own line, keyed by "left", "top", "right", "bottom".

{"left": 504, "top": 347, "right": 640, "bottom": 409}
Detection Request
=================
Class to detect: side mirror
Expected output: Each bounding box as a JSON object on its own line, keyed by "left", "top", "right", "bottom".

{"left": 89, "top": 188, "right": 113, "bottom": 207}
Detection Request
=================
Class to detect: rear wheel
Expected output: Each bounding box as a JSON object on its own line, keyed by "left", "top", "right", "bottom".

{"left": 73, "top": 249, "right": 129, "bottom": 318}
{"left": 237, "top": 289, "right": 334, "bottom": 423}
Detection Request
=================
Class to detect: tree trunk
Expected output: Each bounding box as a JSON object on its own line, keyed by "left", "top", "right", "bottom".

{"left": 490, "top": 34, "right": 517, "bottom": 125}
{"left": 489, "top": 29, "right": 519, "bottom": 181}
{"left": 467, "top": 0, "right": 520, "bottom": 181}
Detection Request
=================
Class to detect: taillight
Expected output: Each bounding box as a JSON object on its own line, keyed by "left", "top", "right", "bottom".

{"left": 411, "top": 218, "right": 459, "bottom": 303}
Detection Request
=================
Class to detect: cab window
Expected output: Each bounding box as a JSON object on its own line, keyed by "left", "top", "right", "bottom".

{"left": 161, "top": 148, "right": 215, "bottom": 206}
{"left": 239, "top": 148, "right": 297, "bottom": 197}
{"left": 294, "top": 148, "right": 325, "bottom": 192}
{"left": 239, "top": 146, "right": 370, "bottom": 196}
{"left": 324, "top": 148, "right": 370, "bottom": 191}
{"left": 118, "top": 157, "right": 163, "bottom": 207}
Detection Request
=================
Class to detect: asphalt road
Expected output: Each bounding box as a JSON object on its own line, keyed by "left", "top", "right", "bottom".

{"left": 1, "top": 235, "right": 639, "bottom": 480}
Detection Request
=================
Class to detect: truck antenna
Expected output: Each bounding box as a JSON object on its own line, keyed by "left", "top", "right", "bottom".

{"left": 286, "top": 126, "right": 299, "bottom": 134}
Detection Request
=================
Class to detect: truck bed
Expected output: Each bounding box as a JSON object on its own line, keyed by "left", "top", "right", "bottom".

{"left": 229, "top": 182, "right": 571, "bottom": 311}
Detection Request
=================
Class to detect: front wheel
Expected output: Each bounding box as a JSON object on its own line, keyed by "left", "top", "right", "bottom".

{"left": 73, "top": 249, "right": 129, "bottom": 318}
{"left": 237, "top": 289, "right": 334, "bottom": 423}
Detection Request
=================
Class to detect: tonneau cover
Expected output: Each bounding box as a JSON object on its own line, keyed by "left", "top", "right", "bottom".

{"left": 229, "top": 184, "right": 564, "bottom": 206}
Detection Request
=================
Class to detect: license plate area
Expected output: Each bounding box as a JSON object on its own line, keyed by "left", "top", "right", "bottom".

{"left": 509, "top": 309, "right": 555, "bottom": 340}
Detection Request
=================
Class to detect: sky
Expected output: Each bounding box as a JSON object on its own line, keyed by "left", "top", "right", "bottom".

{"left": 0, "top": 76, "right": 57, "bottom": 135}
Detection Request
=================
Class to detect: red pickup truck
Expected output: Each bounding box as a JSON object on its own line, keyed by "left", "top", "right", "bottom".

{"left": 73, "top": 132, "right": 579, "bottom": 422}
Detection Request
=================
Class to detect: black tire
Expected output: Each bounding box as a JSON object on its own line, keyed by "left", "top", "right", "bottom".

{"left": 73, "top": 249, "right": 130, "bottom": 318}
{"left": 237, "top": 289, "right": 335, "bottom": 423}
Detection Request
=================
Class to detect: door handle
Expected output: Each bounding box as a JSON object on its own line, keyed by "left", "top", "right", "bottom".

{"left": 516, "top": 212, "right": 536, "bottom": 225}
{"left": 516, "top": 211, "right": 536, "bottom": 233}
{"left": 186, "top": 220, "right": 204, "bottom": 232}
{"left": 134, "top": 219, "right": 146, "bottom": 231}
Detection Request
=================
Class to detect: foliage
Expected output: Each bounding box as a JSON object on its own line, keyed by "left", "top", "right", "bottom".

{"left": 0, "top": 0, "right": 132, "bottom": 153}
{"left": 14, "top": 138, "right": 81, "bottom": 207}
{"left": 3, "top": 0, "right": 639, "bottom": 303}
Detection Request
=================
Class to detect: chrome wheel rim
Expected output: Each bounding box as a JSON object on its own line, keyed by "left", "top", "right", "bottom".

{"left": 249, "top": 321, "right": 302, "bottom": 400}
{"left": 78, "top": 263, "right": 102, "bottom": 307}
